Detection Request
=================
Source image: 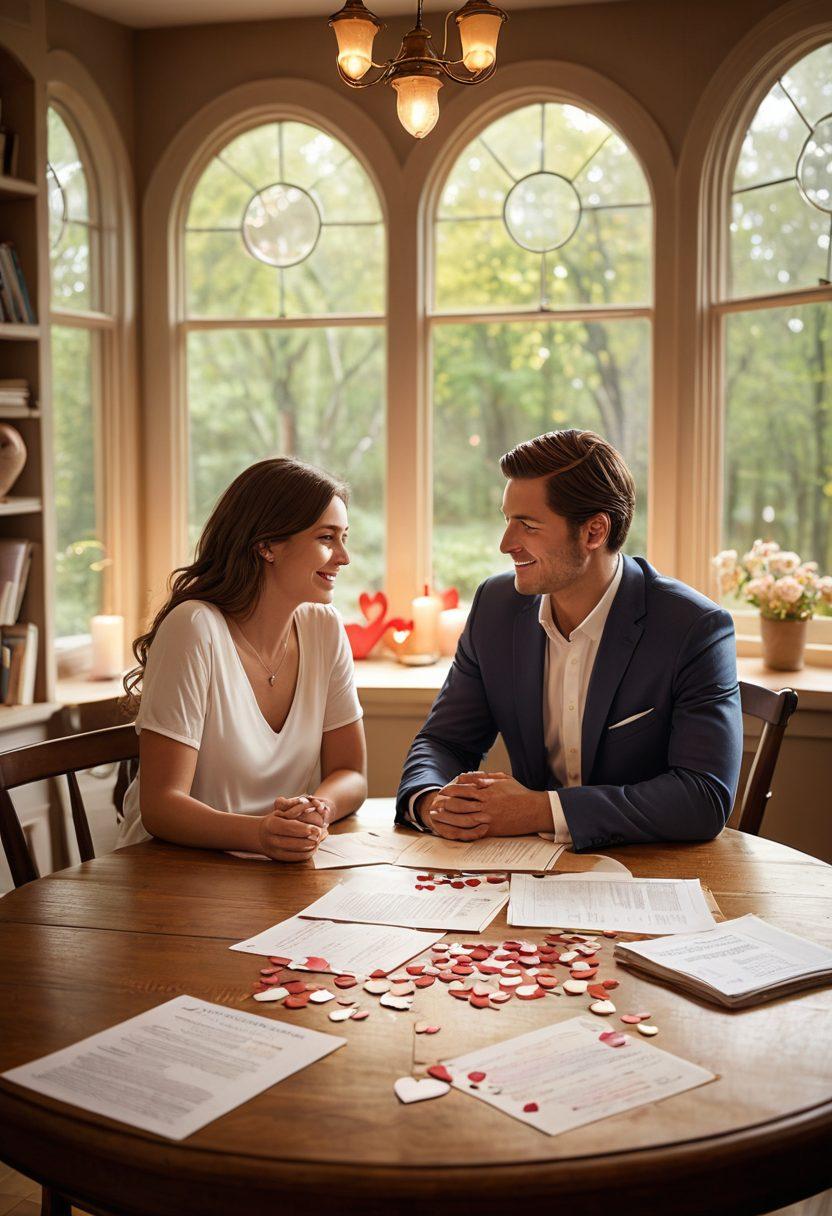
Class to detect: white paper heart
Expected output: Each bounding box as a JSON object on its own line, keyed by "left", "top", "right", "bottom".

{"left": 253, "top": 987, "right": 288, "bottom": 1002}
{"left": 394, "top": 1076, "right": 450, "bottom": 1104}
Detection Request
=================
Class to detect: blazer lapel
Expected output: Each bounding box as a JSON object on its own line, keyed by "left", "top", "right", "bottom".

{"left": 513, "top": 598, "right": 547, "bottom": 789}
{"left": 581, "top": 557, "right": 646, "bottom": 782}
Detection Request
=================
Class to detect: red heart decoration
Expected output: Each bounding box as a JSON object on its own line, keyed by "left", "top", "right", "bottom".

{"left": 359, "top": 591, "right": 387, "bottom": 623}
{"left": 428, "top": 1064, "right": 453, "bottom": 1083}
{"left": 440, "top": 587, "right": 460, "bottom": 610}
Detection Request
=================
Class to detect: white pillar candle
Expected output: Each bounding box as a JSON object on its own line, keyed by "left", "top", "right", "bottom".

{"left": 438, "top": 606, "right": 467, "bottom": 656}
{"left": 90, "top": 614, "right": 125, "bottom": 680}
{"left": 409, "top": 585, "right": 441, "bottom": 655}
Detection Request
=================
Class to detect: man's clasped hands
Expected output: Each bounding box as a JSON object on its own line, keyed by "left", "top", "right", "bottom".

{"left": 417, "top": 772, "right": 553, "bottom": 841}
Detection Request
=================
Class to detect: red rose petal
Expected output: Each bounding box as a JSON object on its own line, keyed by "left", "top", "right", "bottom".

{"left": 334, "top": 976, "right": 358, "bottom": 989}
{"left": 470, "top": 994, "right": 491, "bottom": 1008}
{"left": 468, "top": 1071, "right": 487, "bottom": 1082}
{"left": 414, "top": 975, "right": 436, "bottom": 988}
{"left": 302, "top": 956, "right": 329, "bottom": 972}
{"left": 588, "top": 984, "right": 610, "bottom": 1000}
{"left": 465, "top": 878, "right": 481, "bottom": 887}
{"left": 523, "top": 1102, "right": 539, "bottom": 1113}
{"left": 284, "top": 981, "right": 308, "bottom": 995}
{"left": 602, "top": 979, "right": 619, "bottom": 990}
{"left": 428, "top": 1064, "right": 453, "bottom": 1083}
{"left": 283, "top": 994, "right": 310, "bottom": 1009}
{"left": 406, "top": 965, "right": 425, "bottom": 976}
{"left": 370, "top": 969, "right": 387, "bottom": 979}
{"left": 269, "top": 956, "right": 292, "bottom": 966}
{"left": 451, "top": 881, "right": 465, "bottom": 889}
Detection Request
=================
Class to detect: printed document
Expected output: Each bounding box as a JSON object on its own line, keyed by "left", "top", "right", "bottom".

{"left": 509, "top": 873, "right": 716, "bottom": 933}
{"left": 396, "top": 834, "right": 565, "bottom": 872}
{"left": 2, "top": 995, "right": 344, "bottom": 1140}
{"left": 230, "top": 914, "right": 445, "bottom": 973}
{"left": 446, "top": 1015, "right": 715, "bottom": 1136}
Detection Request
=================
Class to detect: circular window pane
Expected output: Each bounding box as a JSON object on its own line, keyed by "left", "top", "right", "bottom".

{"left": 242, "top": 182, "right": 322, "bottom": 268}
{"left": 504, "top": 172, "right": 581, "bottom": 253}
{"left": 797, "top": 114, "right": 832, "bottom": 214}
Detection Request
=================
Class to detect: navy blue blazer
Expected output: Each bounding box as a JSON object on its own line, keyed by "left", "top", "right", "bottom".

{"left": 396, "top": 556, "right": 743, "bottom": 851}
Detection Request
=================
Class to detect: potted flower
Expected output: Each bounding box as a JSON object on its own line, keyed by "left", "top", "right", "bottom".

{"left": 712, "top": 540, "right": 832, "bottom": 671}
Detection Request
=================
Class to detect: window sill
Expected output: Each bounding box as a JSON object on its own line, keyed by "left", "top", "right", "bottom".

{"left": 54, "top": 656, "right": 832, "bottom": 718}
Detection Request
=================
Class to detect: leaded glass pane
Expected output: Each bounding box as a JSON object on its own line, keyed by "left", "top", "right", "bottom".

{"left": 185, "top": 120, "right": 384, "bottom": 318}
{"left": 434, "top": 102, "right": 652, "bottom": 311}
{"left": 730, "top": 43, "right": 832, "bottom": 295}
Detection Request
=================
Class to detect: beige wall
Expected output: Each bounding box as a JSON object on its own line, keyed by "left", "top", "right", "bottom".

{"left": 46, "top": 0, "right": 134, "bottom": 156}
{"left": 129, "top": 0, "right": 787, "bottom": 193}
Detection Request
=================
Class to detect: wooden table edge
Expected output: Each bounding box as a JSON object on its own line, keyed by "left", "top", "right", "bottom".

{"left": 1, "top": 1084, "right": 831, "bottom": 1216}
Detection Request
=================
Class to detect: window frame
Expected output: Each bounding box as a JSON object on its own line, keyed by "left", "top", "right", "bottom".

{"left": 686, "top": 22, "right": 832, "bottom": 664}
{"left": 47, "top": 54, "right": 138, "bottom": 658}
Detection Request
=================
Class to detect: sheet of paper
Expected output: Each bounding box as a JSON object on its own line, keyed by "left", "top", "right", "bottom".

{"left": 509, "top": 873, "right": 716, "bottom": 934}
{"left": 446, "top": 1015, "right": 715, "bottom": 1136}
{"left": 1, "top": 995, "right": 344, "bottom": 1141}
{"left": 298, "top": 866, "right": 509, "bottom": 932}
{"left": 618, "top": 914, "right": 832, "bottom": 996}
{"left": 230, "top": 914, "right": 445, "bottom": 973}
{"left": 395, "top": 834, "right": 565, "bottom": 873}
{"left": 312, "top": 830, "right": 403, "bottom": 870}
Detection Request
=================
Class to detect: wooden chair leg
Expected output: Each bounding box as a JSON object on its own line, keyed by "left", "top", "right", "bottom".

{"left": 41, "top": 1186, "right": 72, "bottom": 1216}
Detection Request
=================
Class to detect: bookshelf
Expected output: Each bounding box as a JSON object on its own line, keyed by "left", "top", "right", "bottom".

{"left": 0, "top": 36, "right": 55, "bottom": 717}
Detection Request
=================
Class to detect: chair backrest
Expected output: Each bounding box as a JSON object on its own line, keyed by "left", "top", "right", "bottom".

{"left": 0, "top": 724, "right": 139, "bottom": 889}
{"left": 736, "top": 681, "right": 799, "bottom": 836}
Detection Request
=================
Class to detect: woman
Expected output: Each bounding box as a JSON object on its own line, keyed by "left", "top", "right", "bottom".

{"left": 118, "top": 458, "right": 367, "bottom": 861}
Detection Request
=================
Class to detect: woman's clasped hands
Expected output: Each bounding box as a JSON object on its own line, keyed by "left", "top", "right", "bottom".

{"left": 256, "top": 795, "right": 333, "bottom": 862}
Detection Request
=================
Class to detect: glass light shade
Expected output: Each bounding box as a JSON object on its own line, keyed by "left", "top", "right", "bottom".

{"left": 332, "top": 16, "right": 377, "bottom": 80}
{"left": 457, "top": 10, "right": 502, "bottom": 72}
{"left": 392, "top": 75, "right": 442, "bottom": 139}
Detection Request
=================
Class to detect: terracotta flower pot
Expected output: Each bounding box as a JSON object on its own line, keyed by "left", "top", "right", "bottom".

{"left": 0, "top": 424, "right": 26, "bottom": 498}
{"left": 760, "top": 615, "right": 807, "bottom": 672}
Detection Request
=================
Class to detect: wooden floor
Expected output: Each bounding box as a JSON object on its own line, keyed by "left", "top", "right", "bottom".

{"left": 1, "top": 1161, "right": 830, "bottom": 1216}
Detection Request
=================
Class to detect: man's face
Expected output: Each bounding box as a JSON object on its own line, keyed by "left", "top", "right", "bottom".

{"left": 499, "top": 476, "right": 586, "bottom": 596}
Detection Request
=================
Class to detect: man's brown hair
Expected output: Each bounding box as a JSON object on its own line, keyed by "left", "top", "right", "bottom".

{"left": 500, "top": 429, "right": 635, "bottom": 551}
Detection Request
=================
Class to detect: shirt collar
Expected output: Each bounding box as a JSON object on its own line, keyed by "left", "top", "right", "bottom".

{"left": 538, "top": 553, "right": 623, "bottom": 644}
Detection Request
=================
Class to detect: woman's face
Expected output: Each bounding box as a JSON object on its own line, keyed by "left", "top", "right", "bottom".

{"left": 267, "top": 495, "right": 350, "bottom": 605}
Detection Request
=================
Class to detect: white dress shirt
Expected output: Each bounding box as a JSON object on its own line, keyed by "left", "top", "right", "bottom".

{"left": 541, "top": 555, "right": 622, "bottom": 842}
{"left": 406, "top": 556, "right": 623, "bottom": 838}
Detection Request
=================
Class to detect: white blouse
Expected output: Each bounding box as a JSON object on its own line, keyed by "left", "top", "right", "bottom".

{"left": 118, "top": 599, "right": 363, "bottom": 846}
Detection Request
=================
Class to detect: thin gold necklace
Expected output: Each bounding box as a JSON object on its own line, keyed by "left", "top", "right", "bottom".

{"left": 235, "top": 622, "right": 291, "bottom": 687}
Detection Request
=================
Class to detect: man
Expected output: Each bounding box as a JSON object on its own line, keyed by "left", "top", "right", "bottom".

{"left": 396, "top": 429, "right": 743, "bottom": 851}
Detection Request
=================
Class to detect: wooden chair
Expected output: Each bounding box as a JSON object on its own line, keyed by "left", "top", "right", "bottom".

{"left": 0, "top": 724, "right": 139, "bottom": 889}
{"left": 736, "top": 681, "right": 799, "bottom": 836}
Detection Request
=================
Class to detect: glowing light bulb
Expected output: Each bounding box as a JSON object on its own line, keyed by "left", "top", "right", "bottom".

{"left": 331, "top": 14, "right": 378, "bottom": 80}
{"left": 392, "top": 75, "right": 442, "bottom": 139}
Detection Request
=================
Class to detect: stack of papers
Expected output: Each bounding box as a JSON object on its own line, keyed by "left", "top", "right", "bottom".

{"left": 312, "top": 830, "right": 402, "bottom": 869}
{"left": 230, "top": 914, "right": 445, "bottom": 973}
{"left": 297, "top": 865, "right": 509, "bottom": 933}
{"left": 508, "top": 873, "right": 717, "bottom": 934}
{"left": 615, "top": 914, "right": 832, "bottom": 1008}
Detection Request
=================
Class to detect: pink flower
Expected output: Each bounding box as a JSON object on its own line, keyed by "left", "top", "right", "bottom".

{"left": 774, "top": 577, "right": 803, "bottom": 605}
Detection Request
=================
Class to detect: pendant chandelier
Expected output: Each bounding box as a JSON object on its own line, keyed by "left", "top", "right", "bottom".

{"left": 328, "top": 0, "right": 507, "bottom": 139}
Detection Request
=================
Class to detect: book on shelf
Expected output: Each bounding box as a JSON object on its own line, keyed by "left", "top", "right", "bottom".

{"left": 1, "top": 621, "right": 37, "bottom": 705}
{"left": 0, "top": 242, "right": 35, "bottom": 324}
{"left": 614, "top": 914, "right": 832, "bottom": 1009}
{"left": 0, "top": 538, "right": 33, "bottom": 625}
{"left": 0, "top": 378, "right": 33, "bottom": 413}
{"left": 0, "top": 126, "right": 19, "bottom": 177}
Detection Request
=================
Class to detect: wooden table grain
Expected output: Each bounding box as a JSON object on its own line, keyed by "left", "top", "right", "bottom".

{"left": 0, "top": 801, "right": 831, "bottom": 1216}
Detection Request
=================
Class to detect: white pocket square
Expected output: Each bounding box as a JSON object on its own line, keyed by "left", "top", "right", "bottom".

{"left": 608, "top": 708, "right": 654, "bottom": 731}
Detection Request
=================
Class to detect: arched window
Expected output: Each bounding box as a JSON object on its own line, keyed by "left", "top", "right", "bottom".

{"left": 431, "top": 101, "right": 653, "bottom": 597}
{"left": 722, "top": 42, "right": 832, "bottom": 574}
{"left": 183, "top": 118, "right": 386, "bottom": 603}
{"left": 48, "top": 104, "right": 108, "bottom": 640}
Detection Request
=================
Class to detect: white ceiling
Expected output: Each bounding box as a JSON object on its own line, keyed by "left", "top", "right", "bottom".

{"left": 70, "top": 0, "right": 628, "bottom": 27}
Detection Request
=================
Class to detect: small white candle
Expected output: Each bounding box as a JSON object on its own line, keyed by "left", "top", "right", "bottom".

{"left": 90, "top": 614, "right": 125, "bottom": 680}
{"left": 409, "top": 585, "right": 441, "bottom": 655}
{"left": 438, "top": 607, "right": 467, "bottom": 656}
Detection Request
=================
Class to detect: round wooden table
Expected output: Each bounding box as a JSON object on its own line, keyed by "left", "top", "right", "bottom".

{"left": 1, "top": 801, "right": 831, "bottom": 1216}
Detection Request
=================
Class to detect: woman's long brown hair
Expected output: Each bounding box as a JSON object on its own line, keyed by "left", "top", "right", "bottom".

{"left": 123, "top": 457, "right": 348, "bottom": 715}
